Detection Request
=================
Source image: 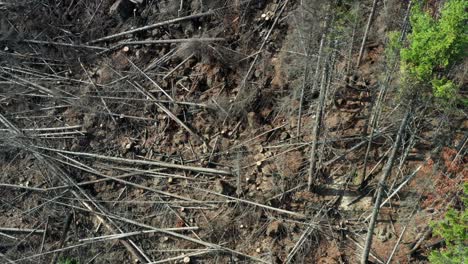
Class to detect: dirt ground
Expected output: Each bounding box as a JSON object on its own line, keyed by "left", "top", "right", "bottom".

{"left": 0, "top": 0, "right": 466, "bottom": 263}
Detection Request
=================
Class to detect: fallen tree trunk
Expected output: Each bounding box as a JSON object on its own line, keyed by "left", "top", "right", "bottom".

{"left": 360, "top": 111, "right": 410, "bottom": 264}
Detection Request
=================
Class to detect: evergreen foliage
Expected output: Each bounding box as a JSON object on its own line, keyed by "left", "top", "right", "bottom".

{"left": 429, "top": 183, "right": 468, "bottom": 264}
{"left": 400, "top": 0, "right": 467, "bottom": 103}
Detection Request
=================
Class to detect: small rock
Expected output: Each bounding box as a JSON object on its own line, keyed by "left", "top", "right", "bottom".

{"left": 121, "top": 138, "right": 134, "bottom": 151}
{"left": 254, "top": 69, "right": 262, "bottom": 78}
{"left": 82, "top": 113, "right": 97, "bottom": 131}
{"left": 253, "top": 144, "right": 264, "bottom": 153}
{"left": 280, "top": 132, "right": 289, "bottom": 140}
{"left": 261, "top": 163, "right": 276, "bottom": 175}
{"left": 254, "top": 153, "right": 265, "bottom": 162}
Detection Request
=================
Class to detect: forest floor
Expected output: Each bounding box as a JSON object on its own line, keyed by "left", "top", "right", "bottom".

{"left": 0, "top": 0, "right": 466, "bottom": 263}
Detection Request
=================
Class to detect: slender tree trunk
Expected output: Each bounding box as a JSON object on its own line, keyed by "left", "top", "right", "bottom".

{"left": 356, "top": 0, "right": 379, "bottom": 68}
{"left": 400, "top": 1, "right": 413, "bottom": 42}
{"left": 360, "top": 90, "right": 382, "bottom": 186}
{"left": 306, "top": 6, "right": 333, "bottom": 191}
{"left": 308, "top": 53, "right": 329, "bottom": 191}
{"left": 346, "top": 3, "right": 360, "bottom": 75}
{"left": 310, "top": 30, "right": 326, "bottom": 95}
{"left": 296, "top": 32, "right": 315, "bottom": 139}
{"left": 360, "top": 111, "right": 410, "bottom": 264}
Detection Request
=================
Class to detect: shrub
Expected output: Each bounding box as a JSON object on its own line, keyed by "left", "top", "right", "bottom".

{"left": 429, "top": 183, "right": 468, "bottom": 264}
{"left": 385, "top": 31, "right": 402, "bottom": 63}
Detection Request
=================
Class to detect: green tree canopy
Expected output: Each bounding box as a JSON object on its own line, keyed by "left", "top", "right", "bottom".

{"left": 400, "top": 0, "right": 467, "bottom": 103}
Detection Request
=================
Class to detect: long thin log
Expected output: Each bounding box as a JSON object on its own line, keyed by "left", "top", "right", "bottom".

{"left": 346, "top": 3, "right": 359, "bottom": 74}
{"left": 360, "top": 111, "right": 410, "bottom": 264}
{"left": 361, "top": 74, "right": 397, "bottom": 186}
{"left": 0, "top": 227, "right": 45, "bottom": 234}
{"left": 296, "top": 25, "right": 319, "bottom": 139}
{"left": 79, "top": 228, "right": 198, "bottom": 242}
{"left": 308, "top": 50, "right": 329, "bottom": 191}
{"left": 36, "top": 146, "right": 232, "bottom": 175}
{"left": 88, "top": 11, "right": 214, "bottom": 44}
{"left": 194, "top": 187, "right": 308, "bottom": 218}
{"left": 356, "top": 0, "right": 379, "bottom": 67}
{"left": 22, "top": 39, "right": 106, "bottom": 50}
{"left": 0, "top": 125, "right": 81, "bottom": 132}
{"left": 85, "top": 95, "right": 208, "bottom": 108}
{"left": 119, "top": 38, "right": 225, "bottom": 46}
